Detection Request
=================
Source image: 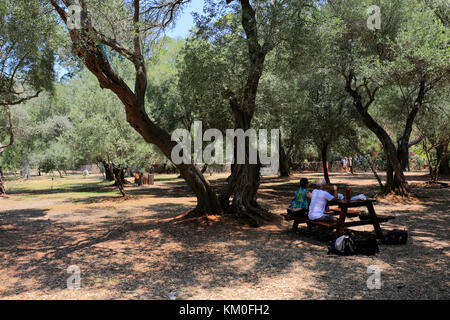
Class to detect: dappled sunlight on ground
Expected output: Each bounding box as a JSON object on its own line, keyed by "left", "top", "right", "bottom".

{"left": 0, "top": 171, "right": 448, "bottom": 299}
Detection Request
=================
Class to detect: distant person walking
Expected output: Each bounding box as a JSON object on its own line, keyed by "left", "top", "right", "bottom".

{"left": 341, "top": 157, "right": 348, "bottom": 172}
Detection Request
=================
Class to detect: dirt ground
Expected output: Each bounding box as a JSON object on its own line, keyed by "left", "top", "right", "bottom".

{"left": 0, "top": 171, "right": 449, "bottom": 300}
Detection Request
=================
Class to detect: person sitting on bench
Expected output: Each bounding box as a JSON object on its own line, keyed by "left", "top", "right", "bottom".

{"left": 289, "top": 178, "right": 311, "bottom": 216}
{"left": 308, "top": 179, "right": 338, "bottom": 222}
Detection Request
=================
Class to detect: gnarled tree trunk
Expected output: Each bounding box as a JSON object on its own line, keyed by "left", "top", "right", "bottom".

{"left": 219, "top": 106, "right": 273, "bottom": 226}
{"left": 217, "top": 0, "right": 277, "bottom": 225}
{"left": 102, "top": 161, "right": 114, "bottom": 181}
{"left": 49, "top": 0, "right": 222, "bottom": 216}
{"left": 0, "top": 169, "right": 5, "bottom": 196}
{"left": 397, "top": 140, "right": 410, "bottom": 172}
{"left": 344, "top": 72, "right": 409, "bottom": 196}
{"left": 437, "top": 143, "right": 449, "bottom": 175}
{"left": 376, "top": 128, "right": 409, "bottom": 195}
{"left": 279, "top": 143, "right": 291, "bottom": 177}
{"left": 320, "top": 143, "right": 330, "bottom": 184}
{"left": 397, "top": 135, "right": 424, "bottom": 172}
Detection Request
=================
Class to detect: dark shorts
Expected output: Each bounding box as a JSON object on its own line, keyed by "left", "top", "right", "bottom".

{"left": 314, "top": 214, "right": 336, "bottom": 222}
{"left": 289, "top": 207, "right": 308, "bottom": 217}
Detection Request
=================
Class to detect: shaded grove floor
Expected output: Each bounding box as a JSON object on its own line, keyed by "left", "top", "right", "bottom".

{"left": 0, "top": 172, "right": 449, "bottom": 299}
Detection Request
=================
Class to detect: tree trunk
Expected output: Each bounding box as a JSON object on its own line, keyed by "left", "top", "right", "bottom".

{"left": 432, "top": 158, "right": 442, "bottom": 182}
{"left": 102, "top": 161, "right": 114, "bottom": 181}
{"left": 344, "top": 74, "right": 409, "bottom": 196}
{"left": 380, "top": 135, "right": 409, "bottom": 195}
{"left": 279, "top": 143, "right": 290, "bottom": 177}
{"left": 46, "top": 2, "right": 223, "bottom": 216}
{"left": 437, "top": 143, "right": 449, "bottom": 175}
{"left": 397, "top": 136, "right": 427, "bottom": 172}
{"left": 367, "top": 156, "right": 384, "bottom": 191}
{"left": 0, "top": 171, "right": 5, "bottom": 196}
{"left": 218, "top": 107, "right": 273, "bottom": 226}
{"left": 321, "top": 143, "right": 330, "bottom": 184}
{"left": 107, "top": 162, "right": 126, "bottom": 197}
{"left": 395, "top": 79, "right": 427, "bottom": 173}
{"left": 178, "top": 164, "right": 222, "bottom": 215}
{"left": 113, "top": 166, "right": 127, "bottom": 185}
{"left": 21, "top": 159, "right": 30, "bottom": 180}
{"left": 397, "top": 139, "right": 410, "bottom": 172}
{"left": 48, "top": 0, "right": 286, "bottom": 218}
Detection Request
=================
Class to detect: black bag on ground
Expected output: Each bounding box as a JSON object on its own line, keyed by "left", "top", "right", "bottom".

{"left": 355, "top": 236, "right": 379, "bottom": 256}
{"left": 382, "top": 229, "right": 408, "bottom": 244}
{"left": 328, "top": 235, "right": 357, "bottom": 256}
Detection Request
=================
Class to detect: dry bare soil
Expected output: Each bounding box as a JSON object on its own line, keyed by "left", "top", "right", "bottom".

{"left": 0, "top": 171, "right": 449, "bottom": 299}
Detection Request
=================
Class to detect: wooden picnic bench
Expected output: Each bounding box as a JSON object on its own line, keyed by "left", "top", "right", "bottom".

{"left": 282, "top": 199, "right": 395, "bottom": 239}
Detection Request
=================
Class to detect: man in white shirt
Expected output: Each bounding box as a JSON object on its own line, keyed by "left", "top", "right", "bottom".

{"left": 308, "top": 179, "right": 338, "bottom": 221}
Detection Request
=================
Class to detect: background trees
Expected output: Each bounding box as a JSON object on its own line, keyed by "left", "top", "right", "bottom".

{"left": 416, "top": 86, "right": 450, "bottom": 181}
{"left": 1, "top": 0, "right": 448, "bottom": 221}
{"left": 286, "top": 0, "right": 450, "bottom": 195}
{"left": 0, "top": 0, "right": 58, "bottom": 107}
{"left": 178, "top": 0, "right": 311, "bottom": 225}
{"left": 60, "top": 68, "right": 158, "bottom": 195}
{"left": 0, "top": 0, "right": 59, "bottom": 194}
{"left": 47, "top": 0, "right": 224, "bottom": 214}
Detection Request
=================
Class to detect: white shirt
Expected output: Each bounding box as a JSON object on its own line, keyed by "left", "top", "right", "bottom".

{"left": 308, "top": 189, "right": 335, "bottom": 220}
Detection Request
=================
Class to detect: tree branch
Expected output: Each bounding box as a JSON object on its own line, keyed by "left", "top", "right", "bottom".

{"left": 0, "top": 107, "right": 14, "bottom": 150}
{"left": 0, "top": 90, "right": 42, "bottom": 107}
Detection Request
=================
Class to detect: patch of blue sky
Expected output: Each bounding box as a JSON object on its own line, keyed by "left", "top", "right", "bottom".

{"left": 164, "top": 0, "right": 204, "bottom": 39}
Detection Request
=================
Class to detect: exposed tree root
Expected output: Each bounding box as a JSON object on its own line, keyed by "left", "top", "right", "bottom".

{"left": 425, "top": 181, "right": 449, "bottom": 188}
{"left": 221, "top": 199, "right": 276, "bottom": 227}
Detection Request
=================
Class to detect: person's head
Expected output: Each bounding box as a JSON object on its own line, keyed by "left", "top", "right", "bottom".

{"left": 318, "top": 178, "right": 327, "bottom": 190}
{"left": 299, "top": 178, "right": 309, "bottom": 188}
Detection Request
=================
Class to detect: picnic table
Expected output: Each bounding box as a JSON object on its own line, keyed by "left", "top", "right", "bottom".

{"left": 283, "top": 199, "right": 395, "bottom": 239}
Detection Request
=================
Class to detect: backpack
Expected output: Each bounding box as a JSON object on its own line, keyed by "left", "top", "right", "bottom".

{"left": 328, "top": 235, "right": 357, "bottom": 256}
{"left": 355, "top": 236, "right": 379, "bottom": 256}
{"left": 287, "top": 200, "right": 295, "bottom": 214}
{"left": 382, "top": 229, "right": 408, "bottom": 245}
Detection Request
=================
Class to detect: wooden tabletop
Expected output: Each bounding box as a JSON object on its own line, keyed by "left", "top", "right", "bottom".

{"left": 328, "top": 199, "right": 377, "bottom": 208}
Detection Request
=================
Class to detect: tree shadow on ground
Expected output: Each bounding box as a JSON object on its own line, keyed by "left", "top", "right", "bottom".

{"left": 5, "top": 184, "right": 115, "bottom": 196}
{"left": 0, "top": 173, "right": 448, "bottom": 299}
{"left": 63, "top": 180, "right": 198, "bottom": 205}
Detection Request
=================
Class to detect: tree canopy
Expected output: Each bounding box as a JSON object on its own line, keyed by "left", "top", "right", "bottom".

{"left": 1, "top": 0, "right": 449, "bottom": 221}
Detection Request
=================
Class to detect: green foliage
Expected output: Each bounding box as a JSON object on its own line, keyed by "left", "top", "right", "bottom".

{"left": 146, "top": 37, "right": 193, "bottom": 131}
{"left": 59, "top": 68, "right": 155, "bottom": 169}
{"left": 0, "top": 0, "right": 59, "bottom": 105}
{"left": 38, "top": 140, "right": 72, "bottom": 174}
{"left": 2, "top": 0, "right": 449, "bottom": 180}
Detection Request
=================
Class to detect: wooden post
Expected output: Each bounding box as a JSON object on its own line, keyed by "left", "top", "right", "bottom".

{"left": 337, "top": 205, "right": 348, "bottom": 235}
{"left": 148, "top": 174, "right": 154, "bottom": 185}
{"left": 367, "top": 202, "right": 383, "bottom": 239}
